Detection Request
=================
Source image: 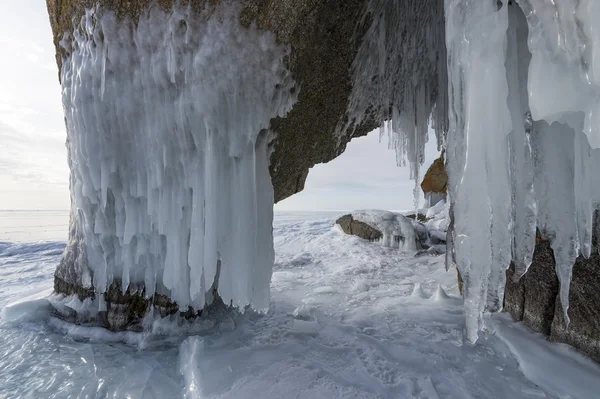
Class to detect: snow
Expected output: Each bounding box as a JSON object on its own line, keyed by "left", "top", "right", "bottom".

{"left": 59, "top": 5, "right": 296, "bottom": 312}
{"left": 2, "top": 211, "right": 600, "bottom": 397}
{"left": 350, "top": 210, "right": 418, "bottom": 251}
{"left": 425, "top": 199, "right": 446, "bottom": 220}
{"left": 491, "top": 313, "right": 600, "bottom": 399}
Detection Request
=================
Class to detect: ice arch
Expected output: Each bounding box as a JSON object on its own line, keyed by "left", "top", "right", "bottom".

{"left": 47, "top": 0, "right": 446, "bottom": 328}
{"left": 46, "top": 0, "right": 600, "bottom": 362}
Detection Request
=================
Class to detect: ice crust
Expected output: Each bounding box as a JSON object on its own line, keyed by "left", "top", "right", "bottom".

{"left": 445, "top": 0, "right": 600, "bottom": 341}
{"left": 60, "top": 5, "right": 296, "bottom": 311}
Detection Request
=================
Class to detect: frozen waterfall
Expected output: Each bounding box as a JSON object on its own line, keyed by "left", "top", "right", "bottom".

{"left": 59, "top": 5, "right": 296, "bottom": 312}
{"left": 445, "top": 0, "right": 600, "bottom": 342}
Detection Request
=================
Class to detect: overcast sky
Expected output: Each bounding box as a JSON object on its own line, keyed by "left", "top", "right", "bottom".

{"left": 0, "top": 1, "right": 440, "bottom": 212}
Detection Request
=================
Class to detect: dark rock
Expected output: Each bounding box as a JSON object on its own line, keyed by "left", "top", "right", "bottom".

{"left": 521, "top": 237, "right": 559, "bottom": 335}
{"left": 504, "top": 232, "right": 559, "bottom": 335}
{"left": 335, "top": 214, "right": 382, "bottom": 242}
{"left": 52, "top": 276, "right": 230, "bottom": 331}
{"left": 503, "top": 264, "right": 525, "bottom": 321}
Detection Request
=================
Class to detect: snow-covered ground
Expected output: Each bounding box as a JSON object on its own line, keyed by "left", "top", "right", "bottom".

{"left": 1, "top": 211, "right": 599, "bottom": 398}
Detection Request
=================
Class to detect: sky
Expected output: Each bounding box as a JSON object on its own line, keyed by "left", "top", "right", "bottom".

{"left": 0, "top": 1, "right": 440, "bottom": 212}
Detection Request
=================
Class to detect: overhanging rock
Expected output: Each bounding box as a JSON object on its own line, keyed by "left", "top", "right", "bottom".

{"left": 46, "top": 0, "right": 447, "bottom": 329}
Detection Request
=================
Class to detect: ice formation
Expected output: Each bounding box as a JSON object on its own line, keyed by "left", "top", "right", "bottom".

{"left": 351, "top": 210, "right": 418, "bottom": 251}
{"left": 444, "top": 0, "right": 600, "bottom": 341}
{"left": 345, "top": 0, "right": 447, "bottom": 209}
{"left": 59, "top": 5, "right": 296, "bottom": 312}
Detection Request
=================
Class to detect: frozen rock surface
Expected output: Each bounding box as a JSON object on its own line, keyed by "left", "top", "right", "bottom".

{"left": 337, "top": 210, "right": 418, "bottom": 251}
{"left": 335, "top": 214, "right": 383, "bottom": 242}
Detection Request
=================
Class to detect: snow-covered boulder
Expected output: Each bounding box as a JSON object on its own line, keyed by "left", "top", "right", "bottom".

{"left": 335, "top": 214, "right": 383, "bottom": 242}
{"left": 336, "top": 210, "right": 418, "bottom": 251}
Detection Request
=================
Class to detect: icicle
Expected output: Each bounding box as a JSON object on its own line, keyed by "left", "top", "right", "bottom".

{"left": 344, "top": 0, "right": 447, "bottom": 207}
{"left": 506, "top": 4, "right": 537, "bottom": 280}
{"left": 60, "top": 4, "right": 296, "bottom": 311}
{"left": 445, "top": 0, "right": 511, "bottom": 343}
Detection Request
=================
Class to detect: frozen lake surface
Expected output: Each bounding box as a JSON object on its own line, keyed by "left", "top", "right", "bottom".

{"left": 1, "top": 211, "right": 599, "bottom": 398}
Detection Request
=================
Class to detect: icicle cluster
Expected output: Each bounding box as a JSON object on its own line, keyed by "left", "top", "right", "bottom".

{"left": 345, "top": 0, "right": 447, "bottom": 209}
{"left": 445, "top": 0, "right": 600, "bottom": 342}
{"left": 60, "top": 5, "right": 296, "bottom": 311}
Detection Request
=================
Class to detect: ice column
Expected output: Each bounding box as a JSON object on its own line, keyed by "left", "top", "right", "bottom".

{"left": 445, "top": 0, "right": 512, "bottom": 342}
{"left": 60, "top": 5, "right": 296, "bottom": 312}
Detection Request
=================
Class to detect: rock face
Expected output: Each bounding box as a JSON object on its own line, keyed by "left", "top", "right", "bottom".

{"left": 46, "top": 0, "right": 447, "bottom": 328}
{"left": 504, "top": 224, "right": 600, "bottom": 362}
{"left": 336, "top": 214, "right": 383, "bottom": 242}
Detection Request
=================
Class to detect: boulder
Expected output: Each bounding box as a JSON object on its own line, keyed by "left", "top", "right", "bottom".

{"left": 336, "top": 210, "right": 419, "bottom": 251}
{"left": 420, "top": 150, "right": 447, "bottom": 196}
{"left": 335, "top": 214, "right": 383, "bottom": 242}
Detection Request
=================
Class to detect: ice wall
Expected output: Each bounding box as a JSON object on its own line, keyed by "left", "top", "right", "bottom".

{"left": 59, "top": 5, "right": 296, "bottom": 312}
{"left": 445, "top": 0, "right": 600, "bottom": 342}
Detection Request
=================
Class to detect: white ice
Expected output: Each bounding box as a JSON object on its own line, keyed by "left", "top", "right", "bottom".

{"left": 59, "top": 4, "right": 296, "bottom": 312}
{"left": 2, "top": 212, "right": 600, "bottom": 398}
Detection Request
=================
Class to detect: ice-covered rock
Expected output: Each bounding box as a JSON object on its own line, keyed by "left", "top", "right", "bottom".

{"left": 337, "top": 210, "right": 419, "bottom": 251}
{"left": 47, "top": 0, "right": 449, "bottom": 329}
{"left": 335, "top": 214, "right": 383, "bottom": 242}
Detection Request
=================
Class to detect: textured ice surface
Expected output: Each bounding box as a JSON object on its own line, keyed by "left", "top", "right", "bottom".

{"left": 351, "top": 210, "right": 418, "bottom": 251}
{"left": 2, "top": 213, "right": 599, "bottom": 398}
{"left": 59, "top": 5, "right": 296, "bottom": 311}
